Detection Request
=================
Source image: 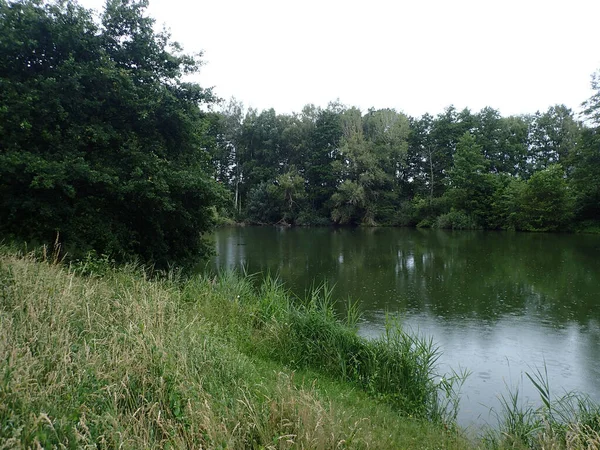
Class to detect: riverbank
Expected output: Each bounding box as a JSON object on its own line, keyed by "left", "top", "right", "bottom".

{"left": 216, "top": 216, "right": 600, "bottom": 234}
{"left": 1, "top": 249, "right": 599, "bottom": 448}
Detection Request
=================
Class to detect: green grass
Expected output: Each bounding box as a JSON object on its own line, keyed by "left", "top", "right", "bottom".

{"left": 2, "top": 248, "right": 599, "bottom": 449}
{"left": 0, "top": 250, "right": 468, "bottom": 449}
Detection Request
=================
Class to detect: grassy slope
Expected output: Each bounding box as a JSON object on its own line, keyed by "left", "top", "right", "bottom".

{"left": 2, "top": 252, "right": 598, "bottom": 449}
{"left": 0, "top": 253, "right": 467, "bottom": 449}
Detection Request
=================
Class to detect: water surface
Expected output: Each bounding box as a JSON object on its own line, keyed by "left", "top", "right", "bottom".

{"left": 212, "top": 227, "right": 600, "bottom": 427}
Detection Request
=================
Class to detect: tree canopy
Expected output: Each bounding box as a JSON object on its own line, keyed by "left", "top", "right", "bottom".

{"left": 0, "top": 0, "right": 224, "bottom": 266}
{"left": 212, "top": 90, "right": 599, "bottom": 232}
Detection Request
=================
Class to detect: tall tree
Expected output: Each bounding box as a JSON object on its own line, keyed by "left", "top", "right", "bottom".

{"left": 214, "top": 98, "right": 245, "bottom": 213}
{"left": 447, "top": 132, "right": 494, "bottom": 224}
{"left": 582, "top": 69, "right": 600, "bottom": 126}
{"left": 528, "top": 105, "right": 580, "bottom": 174}
{"left": 520, "top": 164, "right": 573, "bottom": 231}
{"left": 331, "top": 108, "right": 409, "bottom": 225}
{"left": 570, "top": 69, "right": 600, "bottom": 223}
{"left": 473, "top": 108, "right": 529, "bottom": 176}
{"left": 429, "top": 106, "right": 475, "bottom": 196}
{"left": 0, "top": 0, "right": 223, "bottom": 266}
{"left": 305, "top": 103, "right": 343, "bottom": 215}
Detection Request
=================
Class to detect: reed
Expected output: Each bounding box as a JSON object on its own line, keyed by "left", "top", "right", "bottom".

{"left": 485, "top": 364, "right": 600, "bottom": 449}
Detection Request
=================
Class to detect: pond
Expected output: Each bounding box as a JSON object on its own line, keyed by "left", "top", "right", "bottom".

{"left": 211, "top": 226, "right": 600, "bottom": 428}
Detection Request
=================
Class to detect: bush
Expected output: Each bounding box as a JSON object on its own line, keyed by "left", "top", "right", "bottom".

{"left": 435, "top": 210, "right": 480, "bottom": 230}
{"left": 295, "top": 210, "right": 332, "bottom": 226}
{"left": 393, "top": 200, "right": 418, "bottom": 227}
{"left": 520, "top": 164, "right": 574, "bottom": 231}
{"left": 411, "top": 195, "right": 450, "bottom": 225}
{"left": 245, "top": 182, "right": 281, "bottom": 224}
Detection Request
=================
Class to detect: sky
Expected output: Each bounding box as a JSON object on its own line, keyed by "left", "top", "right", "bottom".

{"left": 78, "top": 0, "right": 600, "bottom": 118}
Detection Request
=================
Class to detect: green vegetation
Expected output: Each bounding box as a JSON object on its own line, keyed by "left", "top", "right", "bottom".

{"left": 2, "top": 249, "right": 600, "bottom": 448}
{"left": 1, "top": 1, "right": 600, "bottom": 446}
{"left": 2, "top": 0, "right": 600, "bottom": 270}
{"left": 212, "top": 86, "right": 600, "bottom": 233}
{"left": 485, "top": 367, "right": 600, "bottom": 449}
{"left": 0, "top": 0, "right": 224, "bottom": 267}
{"left": 0, "top": 249, "right": 469, "bottom": 448}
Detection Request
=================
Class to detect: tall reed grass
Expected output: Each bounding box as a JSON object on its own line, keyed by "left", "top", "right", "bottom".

{"left": 187, "top": 272, "right": 467, "bottom": 425}
{"left": 485, "top": 365, "right": 600, "bottom": 449}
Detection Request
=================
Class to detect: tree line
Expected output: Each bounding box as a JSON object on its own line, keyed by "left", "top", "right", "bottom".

{"left": 1, "top": 0, "right": 599, "bottom": 267}
{"left": 209, "top": 96, "right": 600, "bottom": 232}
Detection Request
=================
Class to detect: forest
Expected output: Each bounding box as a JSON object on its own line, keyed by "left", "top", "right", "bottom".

{"left": 210, "top": 97, "right": 600, "bottom": 233}
{"left": 1, "top": 0, "right": 600, "bottom": 267}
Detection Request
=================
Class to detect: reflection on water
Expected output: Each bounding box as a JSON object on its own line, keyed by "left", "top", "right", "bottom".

{"left": 212, "top": 227, "right": 600, "bottom": 427}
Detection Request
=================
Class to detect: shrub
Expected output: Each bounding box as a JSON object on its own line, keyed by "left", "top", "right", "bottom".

{"left": 435, "top": 210, "right": 480, "bottom": 230}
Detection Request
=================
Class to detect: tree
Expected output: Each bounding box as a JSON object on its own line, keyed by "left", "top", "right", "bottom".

{"left": 569, "top": 129, "right": 600, "bottom": 222}
{"left": 472, "top": 108, "right": 529, "bottom": 176}
{"left": 489, "top": 174, "right": 526, "bottom": 230}
{"left": 570, "top": 70, "right": 600, "bottom": 223}
{"left": 275, "top": 167, "right": 306, "bottom": 223}
{"left": 332, "top": 107, "right": 373, "bottom": 224}
{"left": 213, "top": 98, "right": 245, "bottom": 214}
{"left": 446, "top": 132, "right": 494, "bottom": 224}
{"left": 0, "top": 0, "right": 224, "bottom": 266}
{"left": 528, "top": 105, "right": 580, "bottom": 174}
{"left": 362, "top": 108, "right": 410, "bottom": 222}
{"left": 304, "top": 103, "right": 343, "bottom": 215}
{"left": 582, "top": 69, "right": 600, "bottom": 126}
{"left": 520, "top": 165, "right": 573, "bottom": 231}
{"left": 236, "top": 108, "right": 286, "bottom": 212}
{"left": 330, "top": 108, "right": 409, "bottom": 225}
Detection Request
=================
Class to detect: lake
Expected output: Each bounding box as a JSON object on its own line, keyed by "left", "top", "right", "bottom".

{"left": 211, "top": 226, "right": 600, "bottom": 428}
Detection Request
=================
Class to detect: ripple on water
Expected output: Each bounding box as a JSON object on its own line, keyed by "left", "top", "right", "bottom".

{"left": 477, "top": 371, "right": 492, "bottom": 381}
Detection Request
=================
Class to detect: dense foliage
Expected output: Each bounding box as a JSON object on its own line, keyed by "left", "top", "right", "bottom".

{"left": 212, "top": 86, "right": 600, "bottom": 232}
{"left": 1, "top": 0, "right": 599, "bottom": 271}
{"left": 0, "top": 0, "right": 224, "bottom": 266}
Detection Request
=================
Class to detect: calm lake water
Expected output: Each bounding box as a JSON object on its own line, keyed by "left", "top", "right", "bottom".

{"left": 211, "top": 226, "right": 600, "bottom": 428}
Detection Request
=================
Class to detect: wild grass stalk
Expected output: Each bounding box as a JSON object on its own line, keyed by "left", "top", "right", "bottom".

{"left": 485, "top": 364, "right": 600, "bottom": 449}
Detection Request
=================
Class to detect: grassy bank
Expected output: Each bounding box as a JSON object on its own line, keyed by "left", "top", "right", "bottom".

{"left": 1, "top": 250, "right": 599, "bottom": 448}
{"left": 0, "top": 250, "right": 467, "bottom": 448}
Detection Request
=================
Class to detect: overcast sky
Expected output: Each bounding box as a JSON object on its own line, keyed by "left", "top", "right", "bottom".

{"left": 78, "top": 0, "right": 600, "bottom": 118}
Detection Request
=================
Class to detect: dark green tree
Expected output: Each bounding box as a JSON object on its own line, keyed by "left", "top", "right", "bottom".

{"left": 472, "top": 108, "right": 529, "bottom": 176}
{"left": 569, "top": 129, "right": 600, "bottom": 223}
{"left": 304, "top": 103, "right": 344, "bottom": 216}
{"left": 489, "top": 174, "right": 526, "bottom": 230}
{"left": 520, "top": 164, "right": 573, "bottom": 231}
{"left": 446, "top": 132, "right": 494, "bottom": 225}
{"left": 331, "top": 108, "right": 409, "bottom": 225}
{"left": 582, "top": 69, "right": 600, "bottom": 126}
{"left": 570, "top": 69, "right": 600, "bottom": 225}
{"left": 212, "top": 98, "right": 245, "bottom": 214}
{"left": 0, "top": 0, "right": 224, "bottom": 266}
